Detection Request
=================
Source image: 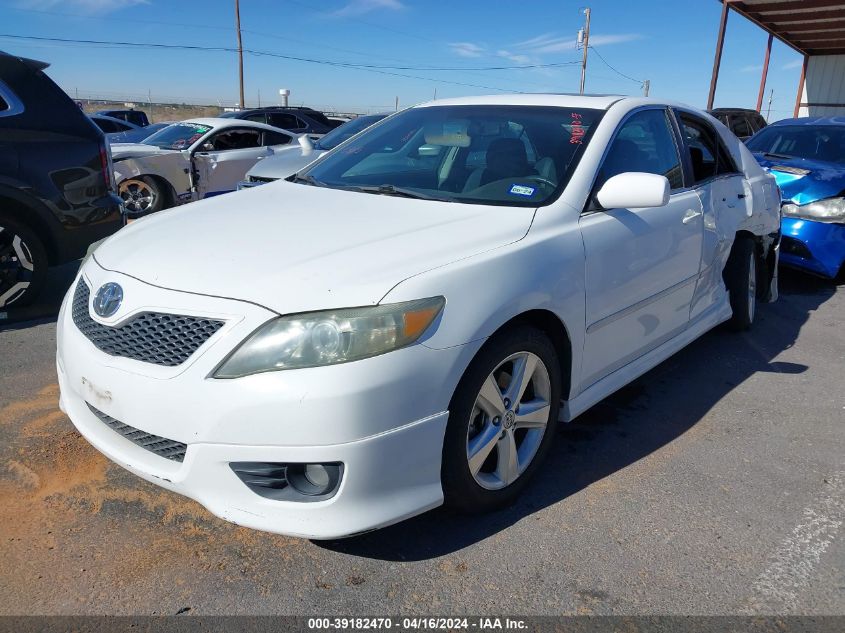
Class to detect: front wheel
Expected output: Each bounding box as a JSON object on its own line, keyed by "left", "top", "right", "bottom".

{"left": 119, "top": 177, "right": 163, "bottom": 216}
{"left": 0, "top": 215, "right": 48, "bottom": 309}
{"left": 442, "top": 326, "right": 561, "bottom": 513}
{"left": 724, "top": 236, "right": 757, "bottom": 331}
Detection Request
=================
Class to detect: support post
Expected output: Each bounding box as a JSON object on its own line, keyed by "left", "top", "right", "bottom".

{"left": 579, "top": 8, "right": 591, "bottom": 95}
{"left": 707, "top": 0, "right": 730, "bottom": 110}
{"left": 756, "top": 33, "right": 773, "bottom": 112}
{"left": 235, "top": 0, "right": 245, "bottom": 111}
{"left": 794, "top": 55, "right": 808, "bottom": 118}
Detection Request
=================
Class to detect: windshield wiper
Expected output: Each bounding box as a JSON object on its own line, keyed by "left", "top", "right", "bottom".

{"left": 291, "top": 173, "right": 327, "bottom": 187}
{"left": 347, "top": 184, "right": 455, "bottom": 202}
{"left": 762, "top": 152, "right": 794, "bottom": 160}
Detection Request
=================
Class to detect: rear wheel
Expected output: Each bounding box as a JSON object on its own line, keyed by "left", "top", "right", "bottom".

{"left": 119, "top": 177, "right": 163, "bottom": 216}
{"left": 0, "top": 215, "right": 48, "bottom": 309}
{"left": 724, "top": 236, "right": 757, "bottom": 331}
{"left": 442, "top": 326, "right": 561, "bottom": 513}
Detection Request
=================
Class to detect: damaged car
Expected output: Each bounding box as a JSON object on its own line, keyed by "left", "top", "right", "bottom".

{"left": 747, "top": 116, "right": 845, "bottom": 280}
{"left": 112, "top": 118, "right": 295, "bottom": 215}
{"left": 58, "top": 95, "right": 780, "bottom": 539}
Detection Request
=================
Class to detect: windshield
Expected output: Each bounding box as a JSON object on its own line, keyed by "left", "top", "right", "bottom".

{"left": 142, "top": 122, "right": 212, "bottom": 150}
{"left": 747, "top": 125, "right": 845, "bottom": 164}
{"left": 299, "top": 105, "right": 603, "bottom": 206}
{"left": 316, "top": 115, "right": 387, "bottom": 151}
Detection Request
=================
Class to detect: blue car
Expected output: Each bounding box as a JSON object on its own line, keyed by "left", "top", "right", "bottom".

{"left": 746, "top": 117, "right": 845, "bottom": 279}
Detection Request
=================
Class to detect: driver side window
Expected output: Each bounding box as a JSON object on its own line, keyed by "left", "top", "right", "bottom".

{"left": 597, "top": 109, "right": 684, "bottom": 191}
{"left": 208, "top": 128, "right": 261, "bottom": 151}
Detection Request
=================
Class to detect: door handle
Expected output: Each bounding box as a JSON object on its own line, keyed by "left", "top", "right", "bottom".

{"left": 682, "top": 209, "right": 703, "bottom": 224}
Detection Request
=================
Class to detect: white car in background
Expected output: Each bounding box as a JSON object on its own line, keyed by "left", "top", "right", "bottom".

{"left": 238, "top": 113, "right": 388, "bottom": 188}
{"left": 112, "top": 118, "right": 295, "bottom": 215}
{"left": 58, "top": 94, "right": 780, "bottom": 539}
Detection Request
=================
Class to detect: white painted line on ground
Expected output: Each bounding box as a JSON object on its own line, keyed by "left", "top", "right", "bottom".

{"left": 743, "top": 471, "right": 845, "bottom": 614}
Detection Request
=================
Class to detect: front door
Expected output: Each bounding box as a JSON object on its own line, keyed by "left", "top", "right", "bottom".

{"left": 579, "top": 108, "right": 704, "bottom": 389}
{"left": 193, "top": 127, "right": 273, "bottom": 198}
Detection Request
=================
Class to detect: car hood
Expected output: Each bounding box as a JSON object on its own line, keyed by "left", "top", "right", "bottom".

{"left": 246, "top": 145, "right": 326, "bottom": 180}
{"left": 93, "top": 181, "right": 534, "bottom": 315}
{"left": 110, "top": 143, "right": 180, "bottom": 160}
{"left": 752, "top": 153, "right": 845, "bottom": 205}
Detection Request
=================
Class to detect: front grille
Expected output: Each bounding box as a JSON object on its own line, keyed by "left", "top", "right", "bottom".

{"left": 249, "top": 175, "right": 276, "bottom": 184}
{"left": 71, "top": 278, "right": 225, "bottom": 367}
{"left": 87, "top": 403, "right": 187, "bottom": 462}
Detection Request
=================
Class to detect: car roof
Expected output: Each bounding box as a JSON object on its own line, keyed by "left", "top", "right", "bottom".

{"left": 768, "top": 116, "right": 845, "bottom": 127}
{"left": 179, "top": 117, "right": 294, "bottom": 134}
{"left": 415, "top": 93, "right": 627, "bottom": 110}
{"left": 90, "top": 113, "right": 138, "bottom": 126}
{"left": 709, "top": 108, "right": 760, "bottom": 114}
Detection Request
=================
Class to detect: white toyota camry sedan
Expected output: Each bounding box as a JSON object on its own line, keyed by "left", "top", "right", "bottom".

{"left": 57, "top": 95, "right": 781, "bottom": 539}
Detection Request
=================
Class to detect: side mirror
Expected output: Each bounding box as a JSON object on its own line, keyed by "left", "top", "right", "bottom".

{"left": 418, "top": 144, "right": 440, "bottom": 157}
{"left": 199, "top": 142, "right": 214, "bottom": 152}
{"left": 595, "top": 172, "right": 670, "bottom": 209}
{"left": 298, "top": 134, "right": 314, "bottom": 156}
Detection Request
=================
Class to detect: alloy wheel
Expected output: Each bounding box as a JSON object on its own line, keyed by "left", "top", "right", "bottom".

{"left": 466, "top": 351, "right": 552, "bottom": 490}
{"left": 0, "top": 226, "right": 35, "bottom": 308}
{"left": 119, "top": 179, "right": 156, "bottom": 214}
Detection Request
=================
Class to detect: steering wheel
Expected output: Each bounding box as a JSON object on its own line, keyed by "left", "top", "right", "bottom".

{"left": 523, "top": 175, "right": 557, "bottom": 189}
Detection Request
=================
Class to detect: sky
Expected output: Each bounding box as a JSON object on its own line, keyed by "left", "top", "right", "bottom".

{"left": 0, "top": 0, "right": 807, "bottom": 120}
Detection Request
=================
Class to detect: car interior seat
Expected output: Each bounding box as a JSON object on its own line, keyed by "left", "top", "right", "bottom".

{"left": 463, "top": 138, "right": 536, "bottom": 192}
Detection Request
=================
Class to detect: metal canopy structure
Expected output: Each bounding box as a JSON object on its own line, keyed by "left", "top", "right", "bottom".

{"left": 708, "top": 0, "right": 845, "bottom": 118}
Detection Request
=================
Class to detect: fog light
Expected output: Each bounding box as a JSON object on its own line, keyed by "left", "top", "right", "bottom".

{"left": 230, "top": 461, "right": 343, "bottom": 502}
{"left": 287, "top": 463, "right": 342, "bottom": 497}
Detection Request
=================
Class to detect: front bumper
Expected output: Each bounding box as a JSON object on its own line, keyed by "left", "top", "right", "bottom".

{"left": 56, "top": 262, "right": 478, "bottom": 538}
{"left": 780, "top": 217, "right": 845, "bottom": 279}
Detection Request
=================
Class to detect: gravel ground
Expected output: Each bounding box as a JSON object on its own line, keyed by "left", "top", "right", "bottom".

{"left": 0, "top": 264, "right": 842, "bottom": 615}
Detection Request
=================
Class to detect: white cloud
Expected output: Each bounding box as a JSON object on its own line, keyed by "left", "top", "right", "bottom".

{"left": 331, "top": 0, "right": 404, "bottom": 17}
{"left": 783, "top": 59, "right": 804, "bottom": 70}
{"left": 20, "top": 0, "right": 147, "bottom": 13}
{"left": 510, "top": 32, "right": 643, "bottom": 54}
{"left": 739, "top": 64, "right": 763, "bottom": 73}
{"left": 496, "top": 49, "right": 533, "bottom": 65}
{"left": 449, "top": 42, "right": 485, "bottom": 58}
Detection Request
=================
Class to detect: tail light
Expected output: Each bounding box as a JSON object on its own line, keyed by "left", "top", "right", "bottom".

{"left": 99, "top": 142, "right": 116, "bottom": 193}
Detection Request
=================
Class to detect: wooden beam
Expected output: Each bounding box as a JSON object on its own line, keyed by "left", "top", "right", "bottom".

{"left": 785, "top": 29, "right": 845, "bottom": 40}
{"left": 796, "top": 39, "right": 845, "bottom": 48}
{"left": 736, "top": 0, "right": 845, "bottom": 12}
{"left": 708, "top": 0, "right": 731, "bottom": 110}
{"left": 761, "top": 8, "right": 845, "bottom": 23}
{"left": 757, "top": 34, "right": 773, "bottom": 112}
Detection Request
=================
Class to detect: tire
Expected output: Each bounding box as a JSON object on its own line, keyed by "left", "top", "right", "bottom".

{"left": 442, "top": 325, "right": 562, "bottom": 513}
{"left": 724, "top": 236, "right": 757, "bottom": 331}
{"left": 0, "top": 214, "right": 48, "bottom": 309}
{"left": 118, "top": 176, "right": 164, "bottom": 216}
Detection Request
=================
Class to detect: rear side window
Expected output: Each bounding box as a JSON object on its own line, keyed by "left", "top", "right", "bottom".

{"left": 731, "top": 116, "right": 753, "bottom": 138}
{"left": 0, "top": 95, "right": 7, "bottom": 111}
{"left": 268, "top": 112, "right": 301, "bottom": 130}
{"left": 263, "top": 130, "right": 292, "bottom": 146}
{"left": 678, "top": 112, "right": 738, "bottom": 182}
{"left": 598, "top": 109, "right": 684, "bottom": 190}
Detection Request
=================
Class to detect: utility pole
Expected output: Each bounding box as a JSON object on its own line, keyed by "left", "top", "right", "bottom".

{"left": 235, "top": 0, "right": 245, "bottom": 111}
{"left": 643, "top": 80, "right": 650, "bottom": 97}
{"left": 578, "top": 7, "right": 591, "bottom": 95}
{"left": 766, "top": 89, "right": 774, "bottom": 122}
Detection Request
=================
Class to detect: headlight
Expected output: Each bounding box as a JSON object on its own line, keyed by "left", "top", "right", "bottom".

{"left": 213, "top": 296, "right": 445, "bottom": 378}
{"left": 782, "top": 197, "right": 845, "bottom": 223}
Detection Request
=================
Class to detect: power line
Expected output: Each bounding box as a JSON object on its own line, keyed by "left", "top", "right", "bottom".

{"left": 0, "top": 34, "right": 579, "bottom": 72}
{"left": 0, "top": 34, "right": 528, "bottom": 94}
{"left": 587, "top": 45, "right": 644, "bottom": 85}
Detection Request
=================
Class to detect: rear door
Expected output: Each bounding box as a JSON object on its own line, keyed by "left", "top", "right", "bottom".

{"left": 193, "top": 126, "right": 274, "bottom": 198}
{"left": 579, "top": 107, "right": 704, "bottom": 388}
{"left": 675, "top": 110, "right": 748, "bottom": 322}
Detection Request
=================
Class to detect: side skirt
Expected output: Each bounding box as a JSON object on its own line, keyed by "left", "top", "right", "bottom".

{"left": 559, "top": 300, "right": 732, "bottom": 422}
